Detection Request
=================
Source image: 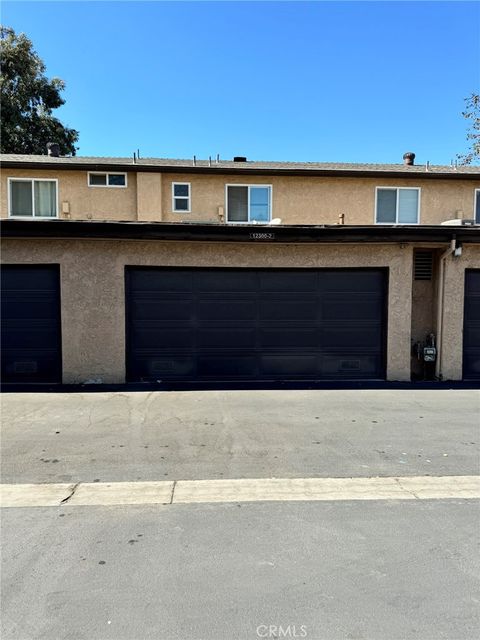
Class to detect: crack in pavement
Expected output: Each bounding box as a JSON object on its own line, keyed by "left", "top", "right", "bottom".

{"left": 60, "top": 482, "right": 80, "bottom": 504}
{"left": 394, "top": 477, "right": 420, "bottom": 499}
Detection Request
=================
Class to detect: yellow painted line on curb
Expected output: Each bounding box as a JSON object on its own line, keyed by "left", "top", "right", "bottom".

{"left": 1, "top": 476, "right": 479, "bottom": 508}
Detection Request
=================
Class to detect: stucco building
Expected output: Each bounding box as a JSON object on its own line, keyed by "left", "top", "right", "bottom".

{"left": 1, "top": 151, "right": 479, "bottom": 385}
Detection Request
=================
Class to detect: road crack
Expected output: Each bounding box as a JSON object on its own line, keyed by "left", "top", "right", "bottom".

{"left": 60, "top": 482, "right": 80, "bottom": 505}
{"left": 170, "top": 480, "right": 177, "bottom": 504}
{"left": 394, "top": 477, "right": 419, "bottom": 499}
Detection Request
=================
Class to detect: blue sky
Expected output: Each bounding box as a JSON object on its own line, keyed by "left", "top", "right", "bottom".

{"left": 2, "top": 1, "right": 479, "bottom": 163}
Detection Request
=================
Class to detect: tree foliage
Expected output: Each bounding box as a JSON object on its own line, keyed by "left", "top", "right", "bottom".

{"left": 457, "top": 93, "right": 480, "bottom": 165}
{"left": 0, "top": 26, "right": 79, "bottom": 155}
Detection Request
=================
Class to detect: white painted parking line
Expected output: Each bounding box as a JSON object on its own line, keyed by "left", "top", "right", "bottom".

{"left": 173, "top": 476, "right": 480, "bottom": 504}
{"left": 67, "top": 481, "right": 174, "bottom": 506}
{"left": 1, "top": 476, "right": 479, "bottom": 508}
{"left": 0, "top": 483, "right": 75, "bottom": 507}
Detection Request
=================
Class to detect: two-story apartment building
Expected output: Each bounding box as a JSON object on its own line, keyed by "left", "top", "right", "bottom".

{"left": 1, "top": 151, "right": 479, "bottom": 386}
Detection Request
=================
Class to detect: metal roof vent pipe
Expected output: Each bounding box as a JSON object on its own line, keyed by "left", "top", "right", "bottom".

{"left": 47, "top": 142, "right": 60, "bottom": 157}
{"left": 403, "top": 151, "right": 415, "bottom": 166}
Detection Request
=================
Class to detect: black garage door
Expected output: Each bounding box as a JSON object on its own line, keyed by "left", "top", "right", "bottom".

{"left": 463, "top": 270, "right": 480, "bottom": 380}
{"left": 1, "top": 265, "right": 62, "bottom": 383}
{"left": 126, "top": 268, "right": 387, "bottom": 382}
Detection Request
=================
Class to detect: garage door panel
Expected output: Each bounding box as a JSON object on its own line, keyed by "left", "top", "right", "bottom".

{"left": 260, "top": 355, "right": 318, "bottom": 376}
{"left": 1, "top": 265, "right": 61, "bottom": 383}
{"left": 319, "top": 271, "right": 385, "bottom": 292}
{"left": 132, "top": 299, "right": 193, "bottom": 321}
{"left": 259, "top": 271, "right": 318, "bottom": 291}
{"left": 197, "top": 299, "right": 256, "bottom": 322}
{"left": 129, "top": 270, "right": 193, "bottom": 292}
{"left": 322, "top": 295, "right": 383, "bottom": 321}
{"left": 260, "top": 327, "right": 318, "bottom": 349}
{"left": 131, "top": 327, "right": 194, "bottom": 349}
{"left": 1, "top": 324, "right": 61, "bottom": 349}
{"left": 197, "top": 355, "right": 257, "bottom": 377}
{"left": 260, "top": 299, "right": 318, "bottom": 321}
{"left": 321, "top": 324, "right": 383, "bottom": 348}
{"left": 197, "top": 328, "right": 256, "bottom": 348}
{"left": 195, "top": 271, "right": 257, "bottom": 291}
{"left": 126, "top": 268, "right": 386, "bottom": 382}
{"left": 321, "top": 354, "right": 382, "bottom": 377}
{"left": 464, "top": 270, "right": 480, "bottom": 379}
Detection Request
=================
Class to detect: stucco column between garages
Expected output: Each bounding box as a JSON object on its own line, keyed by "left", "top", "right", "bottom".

{"left": 1, "top": 239, "right": 413, "bottom": 383}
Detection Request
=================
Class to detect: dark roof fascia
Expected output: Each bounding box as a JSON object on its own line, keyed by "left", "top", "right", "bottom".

{"left": 2, "top": 220, "right": 480, "bottom": 244}
{"left": 1, "top": 160, "right": 479, "bottom": 180}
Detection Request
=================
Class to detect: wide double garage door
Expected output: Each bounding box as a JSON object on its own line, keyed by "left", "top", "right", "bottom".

{"left": 126, "top": 268, "right": 388, "bottom": 382}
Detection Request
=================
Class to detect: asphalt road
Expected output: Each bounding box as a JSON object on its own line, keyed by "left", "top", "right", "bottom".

{"left": 1, "top": 389, "right": 479, "bottom": 483}
{"left": 2, "top": 499, "right": 479, "bottom": 640}
{"left": 2, "top": 389, "right": 479, "bottom": 640}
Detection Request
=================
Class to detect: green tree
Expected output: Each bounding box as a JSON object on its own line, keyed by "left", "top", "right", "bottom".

{"left": 0, "top": 26, "right": 79, "bottom": 155}
{"left": 457, "top": 93, "right": 480, "bottom": 165}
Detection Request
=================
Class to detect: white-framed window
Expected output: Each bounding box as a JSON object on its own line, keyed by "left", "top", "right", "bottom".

{"left": 88, "top": 172, "right": 127, "bottom": 188}
{"left": 226, "top": 184, "right": 272, "bottom": 223}
{"left": 375, "top": 187, "right": 420, "bottom": 224}
{"left": 172, "top": 182, "right": 191, "bottom": 212}
{"left": 475, "top": 189, "right": 480, "bottom": 224}
{"left": 8, "top": 178, "right": 58, "bottom": 218}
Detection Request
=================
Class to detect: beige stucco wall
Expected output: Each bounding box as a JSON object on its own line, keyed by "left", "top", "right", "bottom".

{"left": 161, "top": 174, "right": 480, "bottom": 226}
{"left": 1, "top": 239, "right": 416, "bottom": 383}
{"left": 1, "top": 168, "right": 137, "bottom": 220}
{"left": 440, "top": 244, "right": 480, "bottom": 380}
{"left": 2, "top": 167, "right": 479, "bottom": 225}
{"left": 136, "top": 172, "right": 162, "bottom": 221}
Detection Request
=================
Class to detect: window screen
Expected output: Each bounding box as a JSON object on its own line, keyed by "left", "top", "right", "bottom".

{"left": 10, "top": 181, "right": 33, "bottom": 216}
{"left": 89, "top": 174, "right": 107, "bottom": 186}
{"left": 34, "top": 181, "right": 56, "bottom": 217}
{"left": 108, "top": 174, "right": 126, "bottom": 186}
{"left": 227, "top": 186, "right": 248, "bottom": 221}
{"left": 376, "top": 189, "right": 396, "bottom": 223}
{"left": 398, "top": 189, "right": 419, "bottom": 223}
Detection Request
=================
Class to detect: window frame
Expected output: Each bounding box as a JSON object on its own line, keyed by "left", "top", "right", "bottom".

{"left": 171, "top": 182, "right": 191, "bottom": 213}
{"left": 374, "top": 186, "right": 421, "bottom": 225}
{"left": 87, "top": 172, "right": 128, "bottom": 188}
{"left": 225, "top": 184, "right": 273, "bottom": 223}
{"left": 474, "top": 189, "right": 480, "bottom": 224}
{"left": 7, "top": 177, "right": 59, "bottom": 219}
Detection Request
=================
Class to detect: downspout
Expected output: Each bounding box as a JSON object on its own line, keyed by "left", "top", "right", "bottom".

{"left": 435, "top": 235, "right": 457, "bottom": 379}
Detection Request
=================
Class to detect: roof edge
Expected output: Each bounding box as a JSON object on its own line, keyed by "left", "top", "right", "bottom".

{"left": 2, "top": 219, "right": 480, "bottom": 244}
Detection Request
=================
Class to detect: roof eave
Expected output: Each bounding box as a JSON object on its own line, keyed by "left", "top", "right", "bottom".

{"left": 2, "top": 219, "right": 480, "bottom": 244}
{"left": 1, "top": 160, "right": 478, "bottom": 180}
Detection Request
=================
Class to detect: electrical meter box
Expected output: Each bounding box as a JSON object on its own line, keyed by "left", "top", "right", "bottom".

{"left": 423, "top": 346, "right": 437, "bottom": 362}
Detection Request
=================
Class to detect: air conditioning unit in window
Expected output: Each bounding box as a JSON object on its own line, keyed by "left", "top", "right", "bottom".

{"left": 441, "top": 219, "right": 476, "bottom": 226}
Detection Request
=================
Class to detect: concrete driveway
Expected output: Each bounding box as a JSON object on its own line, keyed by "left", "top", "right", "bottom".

{"left": 1, "top": 389, "right": 479, "bottom": 484}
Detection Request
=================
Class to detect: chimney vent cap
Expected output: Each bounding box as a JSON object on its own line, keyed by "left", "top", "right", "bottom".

{"left": 47, "top": 142, "right": 60, "bottom": 157}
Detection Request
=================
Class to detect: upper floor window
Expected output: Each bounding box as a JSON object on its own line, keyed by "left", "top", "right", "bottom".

{"left": 475, "top": 189, "right": 480, "bottom": 224}
{"left": 226, "top": 185, "right": 271, "bottom": 223}
{"left": 88, "top": 172, "right": 127, "bottom": 187}
{"left": 172, "top": 183, "right": 191, "bottom": 212}
{"left": 375, "top": 187, "right": 420, "bottom": 224}
{"left": 8, "top": 178, "right": 57, "bottom": 218}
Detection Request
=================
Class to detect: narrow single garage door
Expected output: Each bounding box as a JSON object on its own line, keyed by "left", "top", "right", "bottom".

{"left": 463, "top": 270, "right": 480, "bottom": 380}
{"left": 1, "top": 265, "right": 62, "bottom": 383}
{"left": 126, "top": 268, "right": 387, "bottom": 382}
